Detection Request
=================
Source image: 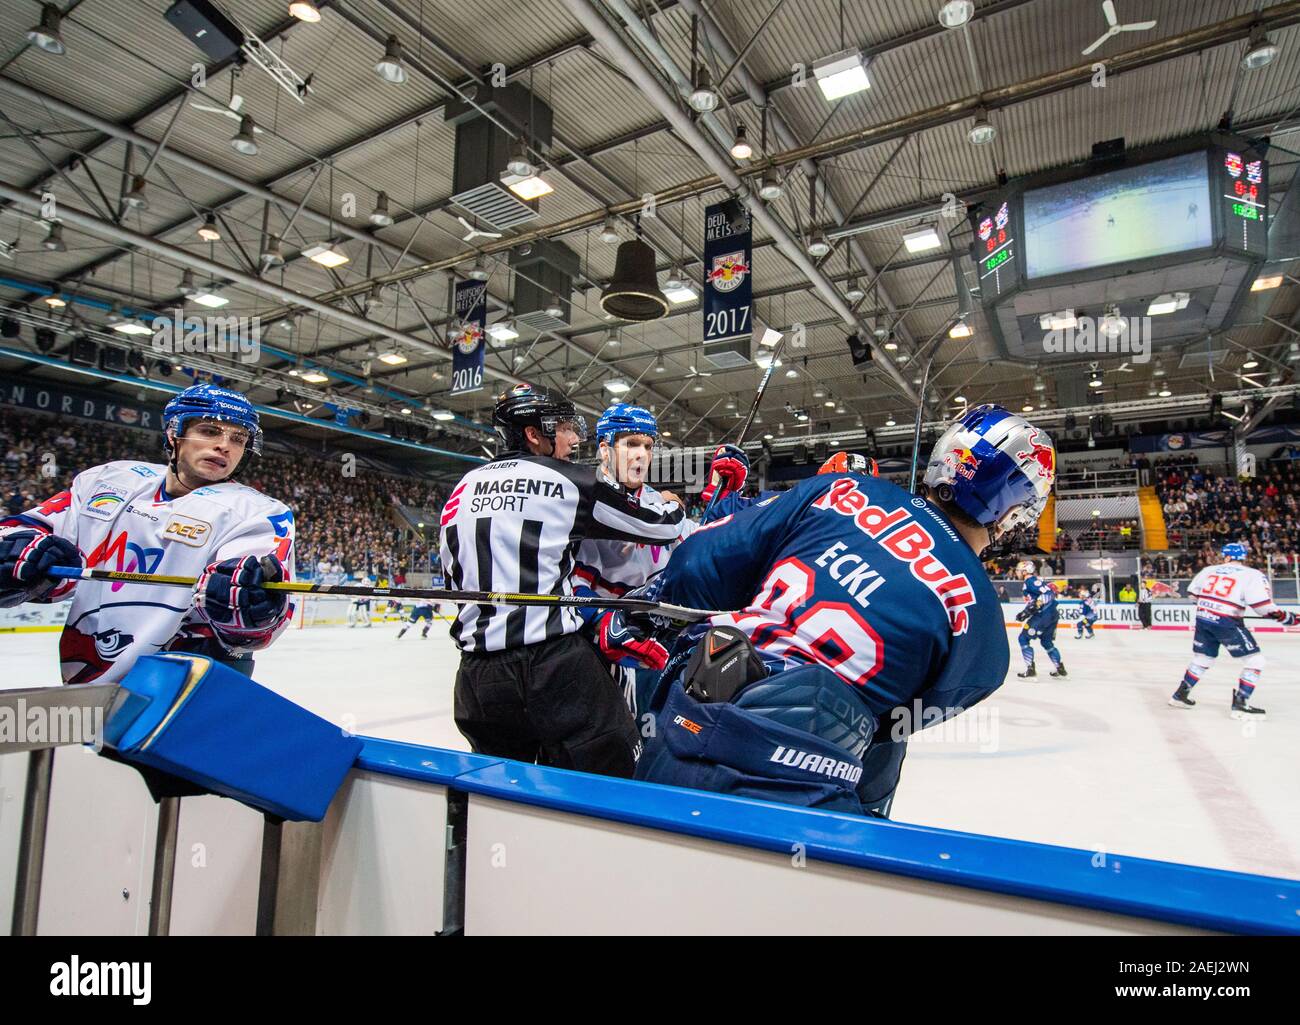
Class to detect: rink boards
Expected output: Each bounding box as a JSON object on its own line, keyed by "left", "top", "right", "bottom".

{"left": 1001, "top": 601, "right": 1300, "bottom": 633}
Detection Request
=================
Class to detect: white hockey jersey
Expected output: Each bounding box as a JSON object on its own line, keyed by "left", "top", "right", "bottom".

{"left": 1187, "top": 561, "right": 1281, "bottom": 621}
{"left": 573, "top": 482, "right": 697, "bottom": 598}
{"left": 0, "top": 460, "right": 295, "bottom": 684}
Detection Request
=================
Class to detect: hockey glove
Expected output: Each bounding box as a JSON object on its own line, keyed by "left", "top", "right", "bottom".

{"left": 1014, "top": 604, "right": 1034, "bottom": 623}
{"left": 1269, "top": 609, "right": 1300, "bottom": 626}
{"left": 197, "top": 554, "right": 290, "bottom": 639}
{"left": 0, "top": 529, "right": 81, "bottom": 607}
{"left": 701, "top": 443, "right": 749, "bottom": 505}
{"left": 597, "top": 608, "right": 668, "bottom": 670}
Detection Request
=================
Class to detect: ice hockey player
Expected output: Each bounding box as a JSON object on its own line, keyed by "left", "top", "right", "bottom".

{"left": 347, "top": 572, "right": 375, "bottom": 628}
{"left": 1170, "top": 541, "right": 1297, "bottom": 717}
{"left": 1074, "top": 585, "right": 1100, "bottom": 639}
{"left": 439, "top": 385, "right": 685, "bottom": 778}
{"left": 1015, "top": 560, "right": 1066, "bottom": 678}
{"left": 632, "top": 404, "right": 1055, "bottom": 815}
{"left": 0, "top": 383, "right": 295, "bottom": 683}
{"left": 702, "top": 447, "right": 878, "bottom": 522}
{"left": 396, "top": 600, "right": 435, "bottom": 639}
{"left": 573, "top": 403, "right": 693, "bottom": 717}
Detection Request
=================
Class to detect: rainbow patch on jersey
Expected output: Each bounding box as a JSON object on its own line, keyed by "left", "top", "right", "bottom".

{"left": 84, "top": 483, "right": 131, "bottom": 520}
{"left": 89, "top": 492, "right": 125, "bottom": 510}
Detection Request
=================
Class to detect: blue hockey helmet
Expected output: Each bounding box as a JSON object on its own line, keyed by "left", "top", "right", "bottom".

{"left": 1222, "top": 542, "right": 1248, "bottom": 561}
{"left": 596, "top": 403, "right": 658, "bottom": 445}
{"left": 923, "top": 404, "right": 1056, "bottom": 538}
{"left": 163, "top": 383, "right": 262, "bottom": 455}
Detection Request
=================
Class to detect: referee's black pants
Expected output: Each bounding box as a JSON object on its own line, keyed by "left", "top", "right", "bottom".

{"left": 454, "top": 632, "right": 641, "bottom": 778}
{"left": 1138, "top": 601, "right": 1152, "bottom": 629}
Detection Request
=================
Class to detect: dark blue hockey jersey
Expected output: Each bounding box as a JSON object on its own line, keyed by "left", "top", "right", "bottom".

{"left": 656, "top": 473, "right": 1009, "bottom": 730}
{"left": 1022, "top": 575, "right": 1058, "bottom": 625}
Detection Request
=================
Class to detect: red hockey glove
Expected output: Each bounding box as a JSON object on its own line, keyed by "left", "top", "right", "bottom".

{"left": 701, "top": 443, "right": 750, "bottom": 504}
{"left": 1269, "top": 609, "right": 1299, "bottom": 626}
{"left": 597, "top": 609, "right": 668, "bottom": 670}
{"left": 0, "top": 529, "right": 81, "bottom": 607}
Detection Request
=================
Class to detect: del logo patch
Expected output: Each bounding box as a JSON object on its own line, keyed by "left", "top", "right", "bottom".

{"left": 163, "top": 514, "right": 212, "bottom": 546}
{"left": 85, "top": 482, "right": 130, "bottom": 520}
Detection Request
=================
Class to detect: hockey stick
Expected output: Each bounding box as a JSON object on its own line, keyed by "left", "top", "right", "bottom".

{"left": 702, "top": 330, "right": 787, "bottom": 519}
{"left": 44, "top": 566, "right": 726, "bottom": 621}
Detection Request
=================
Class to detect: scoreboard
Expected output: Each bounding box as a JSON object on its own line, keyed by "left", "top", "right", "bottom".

{"left": 1218, "top": 148, "right": 1268, "bottom": 257}
{"left": 970, "top": 136, "right": 1269, "bottom": 308}
{"left": 975, "top": 198, "right": 1017, "bottom": 301}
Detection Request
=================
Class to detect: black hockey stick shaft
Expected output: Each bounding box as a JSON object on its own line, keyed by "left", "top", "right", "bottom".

{"left": 703, "top": 333, "right": 788, "bottom": 518}
{"left": 45, "top": 567, "right": 726, "bottom": 621}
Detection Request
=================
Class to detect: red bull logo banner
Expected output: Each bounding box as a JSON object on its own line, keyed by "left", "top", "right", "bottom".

{"left": 450, "top": 279, "right": 487, "bottom": 396}
{"left": 703, "top": 200, "right": 753, "bottom": 346}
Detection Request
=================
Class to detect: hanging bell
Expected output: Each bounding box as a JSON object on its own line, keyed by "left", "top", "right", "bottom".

{"left": 600, "top": 238, "right": 669, "bottom": 322}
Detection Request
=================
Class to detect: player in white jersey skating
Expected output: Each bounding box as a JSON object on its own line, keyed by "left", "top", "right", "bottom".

{"left": 0, "top": 383, "right": 295, "bottom": 684}
{"left": 1170, "top": 542, "right": 1297, "bottom": 717}
{"left": 573, "top": 403, "right": 695, "bottom": 717}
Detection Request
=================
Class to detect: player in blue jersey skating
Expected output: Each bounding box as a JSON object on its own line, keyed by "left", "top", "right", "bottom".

{"left": 1015, "top": 560, "right": 1067, "bottom": 678}
{"left": 396, "top": 601, "right": 435, "bottom": 639}
{"left": 1075, "top": 585, "right": 1100, "bottom": 639}
{"left": 633, "top": 404, "right": 1056, "bottom": 817}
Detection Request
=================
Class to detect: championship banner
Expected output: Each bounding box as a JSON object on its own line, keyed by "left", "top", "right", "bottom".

{"left": 0, "top": 374, "right": 158, "bottom": 430}
{"left": 703, "top": 200, "right": 753, "bottom": 346}
{"left": 450, "top": 280, "right": 487, "bottom": 396}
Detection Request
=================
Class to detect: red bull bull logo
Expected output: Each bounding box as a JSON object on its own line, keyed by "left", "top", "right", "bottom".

{"left": 950, "top": 446, "right": 980, "bottom": 481}
{"left": 453, "top": 321, "right": 483, "bottom": 355}
{"left": 1016, "top": 429, "right": 1056, "bottom": 482}
{"left": 707, "top": 251, "right": 750, "bottom": 293}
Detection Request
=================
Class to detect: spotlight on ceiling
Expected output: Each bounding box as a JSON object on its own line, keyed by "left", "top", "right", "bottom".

{"left": 902, "top": 224, "right": 942, "bottom": 253}
{"left": 688, "top": 66, "right": 719, "bottom": 112}
{"left": 968, "top": 108, "right": 996, "bottom": 146}
{"left": 123, "top": 176, "right": 149, "bottom": 211}
{"left": 230, "top": 115, "right": 259, "bottom": 156}
{"left": 938, "top": 1, "right": 974, "bottom": 29}
{"left": 26, "top": 4, "right": 66, "bottom": 56}
{"left": 467, "top": 255, "right": 490, "bottom": 281}
{"left": 1242, "top": 24, "right": 1279, "bottom": 71}
{"left": 375, "top": 35, "right": 407, "bottom": 84}
{"left": 806, "top": 233, "right": 831, "bottom": 258}
{"left": 303, "top": 243, "right": 349, "bottom": 267}
{"left": 368, "top": 191, "right": 394, "bottom": 227}
{"left": 730, "top": 125, "right": 753, "bottom": 161}
{"left": 288, "top": 1, "right": 322, "bottom": 23}
{"left": 844, "top": 278, "right": 865, "bottom": 303}
{"left": 758, "top": 169, "right": 784, "bottom": 201}
{"left": 598, "top": 216, "right": 621, "bottom": 244}
{"left": 261, "top": 237, "right": 285, "bottom": 267}
{"left": 43, "top": 223, "right": 66, "bottom": 252}
{"left": 197, "top": 213, "right": 221, "bottom": 241}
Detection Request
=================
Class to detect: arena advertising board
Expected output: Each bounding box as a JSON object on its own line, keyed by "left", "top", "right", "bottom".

{"left": 1000, "top": 601, "right": 1300, "bottom": 632}
{"left": 0, "top": 375, "right": 158, "bottom": 430}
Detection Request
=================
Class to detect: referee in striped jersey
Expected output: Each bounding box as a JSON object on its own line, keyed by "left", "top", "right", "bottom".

{"left": 439, "top": 385, "right": 685, "bottom": 777}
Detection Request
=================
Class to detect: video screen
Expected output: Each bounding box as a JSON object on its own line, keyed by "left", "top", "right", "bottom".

{"left": 1024, "top": 151, "right": 1213, "bottom": 279}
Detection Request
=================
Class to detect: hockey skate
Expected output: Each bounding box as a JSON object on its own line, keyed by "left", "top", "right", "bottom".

{"left": 1230, "top": 690, "right": 1266, "bottom": 719}
{"left": 1168, "top": 683, "right": 1196, "bottom": 709}
{"left": 1016, "top": 663, "right": 1036, "bottom": 678}
{"left": 1049, "top": 663, "right": 1068, "bottom": 678}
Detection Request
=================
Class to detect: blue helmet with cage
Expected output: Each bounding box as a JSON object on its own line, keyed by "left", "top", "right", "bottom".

{"left": 1222, "top": 542, "right": 1248, "bottom": 561}
{"left": 162, "top": 383, "right": 262, "bottom": 460}
{"left": 596, "top": 403, "right": 658, "bottom": 445}
{"left": 923, "top": 404, "right": 1056, "bottom": 538}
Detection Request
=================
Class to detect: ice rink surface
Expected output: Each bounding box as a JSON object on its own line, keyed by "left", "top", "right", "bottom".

{"left": 7, "top": 618, "right": 1298, "bottom": 882}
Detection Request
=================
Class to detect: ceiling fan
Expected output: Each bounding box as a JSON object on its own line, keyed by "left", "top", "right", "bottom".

{"left": 458, "top": 215, "right": 503, "bottom": 242}
{"left": 1082, "top": 0, "right": 1156, "bottom": 56}
{"left": 191, "top": 92, "right": 264, "bottom": 134}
